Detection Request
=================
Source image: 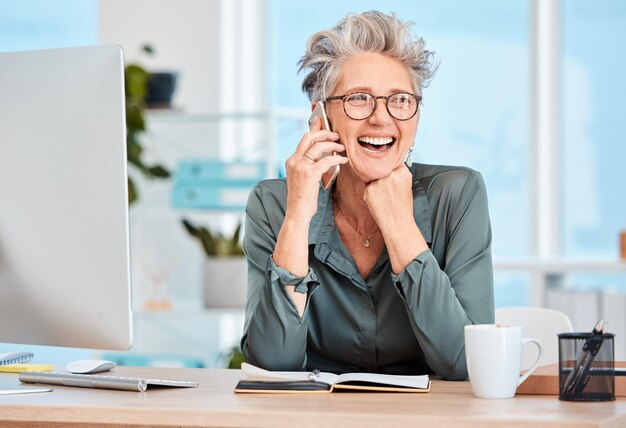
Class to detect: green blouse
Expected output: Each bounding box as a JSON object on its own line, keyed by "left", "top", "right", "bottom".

{"left": 240, "top": 163, "right": 494, "bottom": 380}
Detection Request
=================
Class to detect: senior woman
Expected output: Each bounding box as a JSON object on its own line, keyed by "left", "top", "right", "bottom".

{"left": 240, "top": 11, "right": 494, "bottom": 380}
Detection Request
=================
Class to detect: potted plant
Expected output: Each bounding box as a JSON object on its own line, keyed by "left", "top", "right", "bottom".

{"left": 223, "top": 345, "right": 245, "bottom": 369}
{"left": 125, "top": 44, "right": 172, "bottom": 204}
{"left": 181, "top": 219, "right": 247, "bottom": 308}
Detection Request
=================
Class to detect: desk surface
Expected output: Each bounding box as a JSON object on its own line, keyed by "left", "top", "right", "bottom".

{"left": 1, "top": 366, "right": 626, "bottom": 428}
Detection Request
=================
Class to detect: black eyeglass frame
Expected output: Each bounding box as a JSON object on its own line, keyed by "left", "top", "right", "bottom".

{"left": 324, "top": 92, "right": 422, "bottom": 121}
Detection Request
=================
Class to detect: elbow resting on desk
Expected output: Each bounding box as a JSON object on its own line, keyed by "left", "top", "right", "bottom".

{"left": 440, "top": 358, "right": 469, "bottom": 381}
{"left": 241, "top": 339, "right": 306, "bottom": 372}
{"left": 431, "top": 347, "right": 469, "bottom": 381}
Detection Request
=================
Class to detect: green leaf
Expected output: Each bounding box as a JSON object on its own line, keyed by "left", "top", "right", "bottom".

{"left": 227, "top": 347, "right": 244, "bottom": 369}
{"left": 142, "top": 44, "right": 155, "bottom": 56}
{"left": 125, "top": 64, "right": 150, "bottom": 98}
{"left": 126, "top": 103, "right": 145, "bottom": 131}
{"left": 127, "top": 137, "right": 143, "bottom": 164}
{"left": 233, "top": 222, "right": 241, "bottom": 242}
{"left": 128, "top": 177, "right": 138, "bottom": 204}
{"left": 147, "top": 165, "right": 171, "bottom": 178}
{"left": 228, "top": 222, "right": 244, "bottom": 255}
{"left": 181, "top": 218, "right": 199, "bottom": 236}
{"left": 198, "top": 228, "right": 217, "bottom": 256}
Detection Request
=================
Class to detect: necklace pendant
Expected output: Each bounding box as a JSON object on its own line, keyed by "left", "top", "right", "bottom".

{"left": 363, "top": 239, "right": 371, "bottom": 248}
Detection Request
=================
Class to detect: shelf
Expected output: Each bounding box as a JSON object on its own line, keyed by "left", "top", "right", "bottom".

{"left": 493, "top": 258, "right": 626, "bottom": 307}
{"left": 493, "top": 258, "right": 626, "bottom": 272}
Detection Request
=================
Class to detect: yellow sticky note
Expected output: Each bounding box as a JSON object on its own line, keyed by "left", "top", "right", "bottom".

{"left": 0, "top": 364, "right": 54, "bottom": 373}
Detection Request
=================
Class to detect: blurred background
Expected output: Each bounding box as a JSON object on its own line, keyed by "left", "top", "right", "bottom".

{"left": 1, "top": 0, "right": 625, "bottom": 366}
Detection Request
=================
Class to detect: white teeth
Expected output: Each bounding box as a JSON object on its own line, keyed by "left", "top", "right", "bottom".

{"left": 358, "top": 137, "right": 394, "bottom": 146}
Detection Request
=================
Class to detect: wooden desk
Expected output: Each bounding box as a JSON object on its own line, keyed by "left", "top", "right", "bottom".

{"left": 1, "top": 366, "right": 626, "bottom": 427}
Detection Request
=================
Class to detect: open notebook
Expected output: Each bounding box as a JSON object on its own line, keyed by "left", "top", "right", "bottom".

{"left": 235, "top": 363, "right": 430, "bottom": 394}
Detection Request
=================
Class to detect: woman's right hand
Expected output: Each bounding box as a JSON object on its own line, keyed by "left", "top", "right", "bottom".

{"left": 283, "top": 117, "right": 347, "bottom": 221}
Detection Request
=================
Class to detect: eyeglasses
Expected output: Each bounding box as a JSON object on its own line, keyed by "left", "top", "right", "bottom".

{"left": 325, "top": 92, "right": 421, "bottom": 121}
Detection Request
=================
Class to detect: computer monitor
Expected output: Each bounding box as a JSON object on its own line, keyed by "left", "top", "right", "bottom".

{"left": 0, "top": 45, "right": 132, "bottom": 351}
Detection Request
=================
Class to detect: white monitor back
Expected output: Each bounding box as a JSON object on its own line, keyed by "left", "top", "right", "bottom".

{"left": 0, "top": 45, "right": 132, "bottom": 350}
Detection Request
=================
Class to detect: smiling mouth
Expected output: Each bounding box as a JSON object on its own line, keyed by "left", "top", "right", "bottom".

{"left": 357, "top": 137, "right": 396, "bottom": 153}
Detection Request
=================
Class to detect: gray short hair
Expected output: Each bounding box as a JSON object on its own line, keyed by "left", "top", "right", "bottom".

{"left": 298, "top": 11, "right": 436, "bottom": 102}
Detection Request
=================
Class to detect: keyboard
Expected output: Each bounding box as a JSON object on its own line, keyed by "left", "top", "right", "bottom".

{"left": 18, "top": 371, "right": 199, "bottom": 392}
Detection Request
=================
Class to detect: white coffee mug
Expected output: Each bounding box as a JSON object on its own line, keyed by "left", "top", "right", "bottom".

{"left": 464, "top": 324, "right": 543, "bottom": 399}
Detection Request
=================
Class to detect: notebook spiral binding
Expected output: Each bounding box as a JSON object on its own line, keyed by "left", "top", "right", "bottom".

{"left": 0, "top": 352, "right": 34, "bottom": 365}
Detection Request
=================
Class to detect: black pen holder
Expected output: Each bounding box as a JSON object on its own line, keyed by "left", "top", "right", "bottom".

{"left": 558, "top": 332, "right": 615, "bottom": 401}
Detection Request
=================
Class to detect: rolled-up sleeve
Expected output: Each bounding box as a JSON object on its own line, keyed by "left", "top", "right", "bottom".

{"left": 240, "top": 184, "right": 319, "bottom": 371}
{"left": 391, "top": 170, "right": 494, "bottom": 380}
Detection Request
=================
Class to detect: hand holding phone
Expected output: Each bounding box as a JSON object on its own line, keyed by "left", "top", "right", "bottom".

{"left": 308, "top": 102, "right": 340, "bottom": 189}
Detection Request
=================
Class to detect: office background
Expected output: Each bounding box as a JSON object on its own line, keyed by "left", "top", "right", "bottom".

{"left": 1, "top": 0, "right": 625, "bottom": 365}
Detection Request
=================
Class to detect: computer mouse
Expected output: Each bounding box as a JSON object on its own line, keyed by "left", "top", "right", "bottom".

{"left": 66, "top": 359, "right": 117, "bottom": 374}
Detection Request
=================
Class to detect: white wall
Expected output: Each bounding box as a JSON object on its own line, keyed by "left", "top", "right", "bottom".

{"left": 98, "top": 0, "right": 265, "bottom": 325}
{"left": 98, "top": 0, "right": 221, "bottom": 114}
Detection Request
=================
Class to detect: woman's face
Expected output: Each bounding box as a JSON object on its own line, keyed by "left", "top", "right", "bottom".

{"left": 323, "top": 52, "right": 419, "bottom": 183}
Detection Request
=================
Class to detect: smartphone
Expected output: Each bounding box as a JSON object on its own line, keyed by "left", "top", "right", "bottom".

{"left": 308, "top": 102, "right": 340, "bottom": 189}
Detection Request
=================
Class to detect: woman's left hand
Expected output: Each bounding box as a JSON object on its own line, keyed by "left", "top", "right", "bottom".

{"left": 363, "top": 165, "right": 414, "bottom": 234}
{"left": 364, "top": 165, "right": 429, "bottom": 273}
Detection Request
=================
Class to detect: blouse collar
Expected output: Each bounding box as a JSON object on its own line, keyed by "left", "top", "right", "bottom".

{"left": 307, "top": 168, "right": 433, "bottom": 247}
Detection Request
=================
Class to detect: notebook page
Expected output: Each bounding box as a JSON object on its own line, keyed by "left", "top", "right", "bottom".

{"left": 334, "top": 372, "right": 429, "bottom": 389}
{"left": 240, "top": 362, "right": 339, "bottom": 383}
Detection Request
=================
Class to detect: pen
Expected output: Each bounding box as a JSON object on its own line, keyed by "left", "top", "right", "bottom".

{"left": 573, "top": 320, "right": 608, "bottom": 394}
{"left": 562, "top": 319, "right": 606, "bottom": 395}
{"left": 307, "top": 369, "right": 320, "bottom": 380}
